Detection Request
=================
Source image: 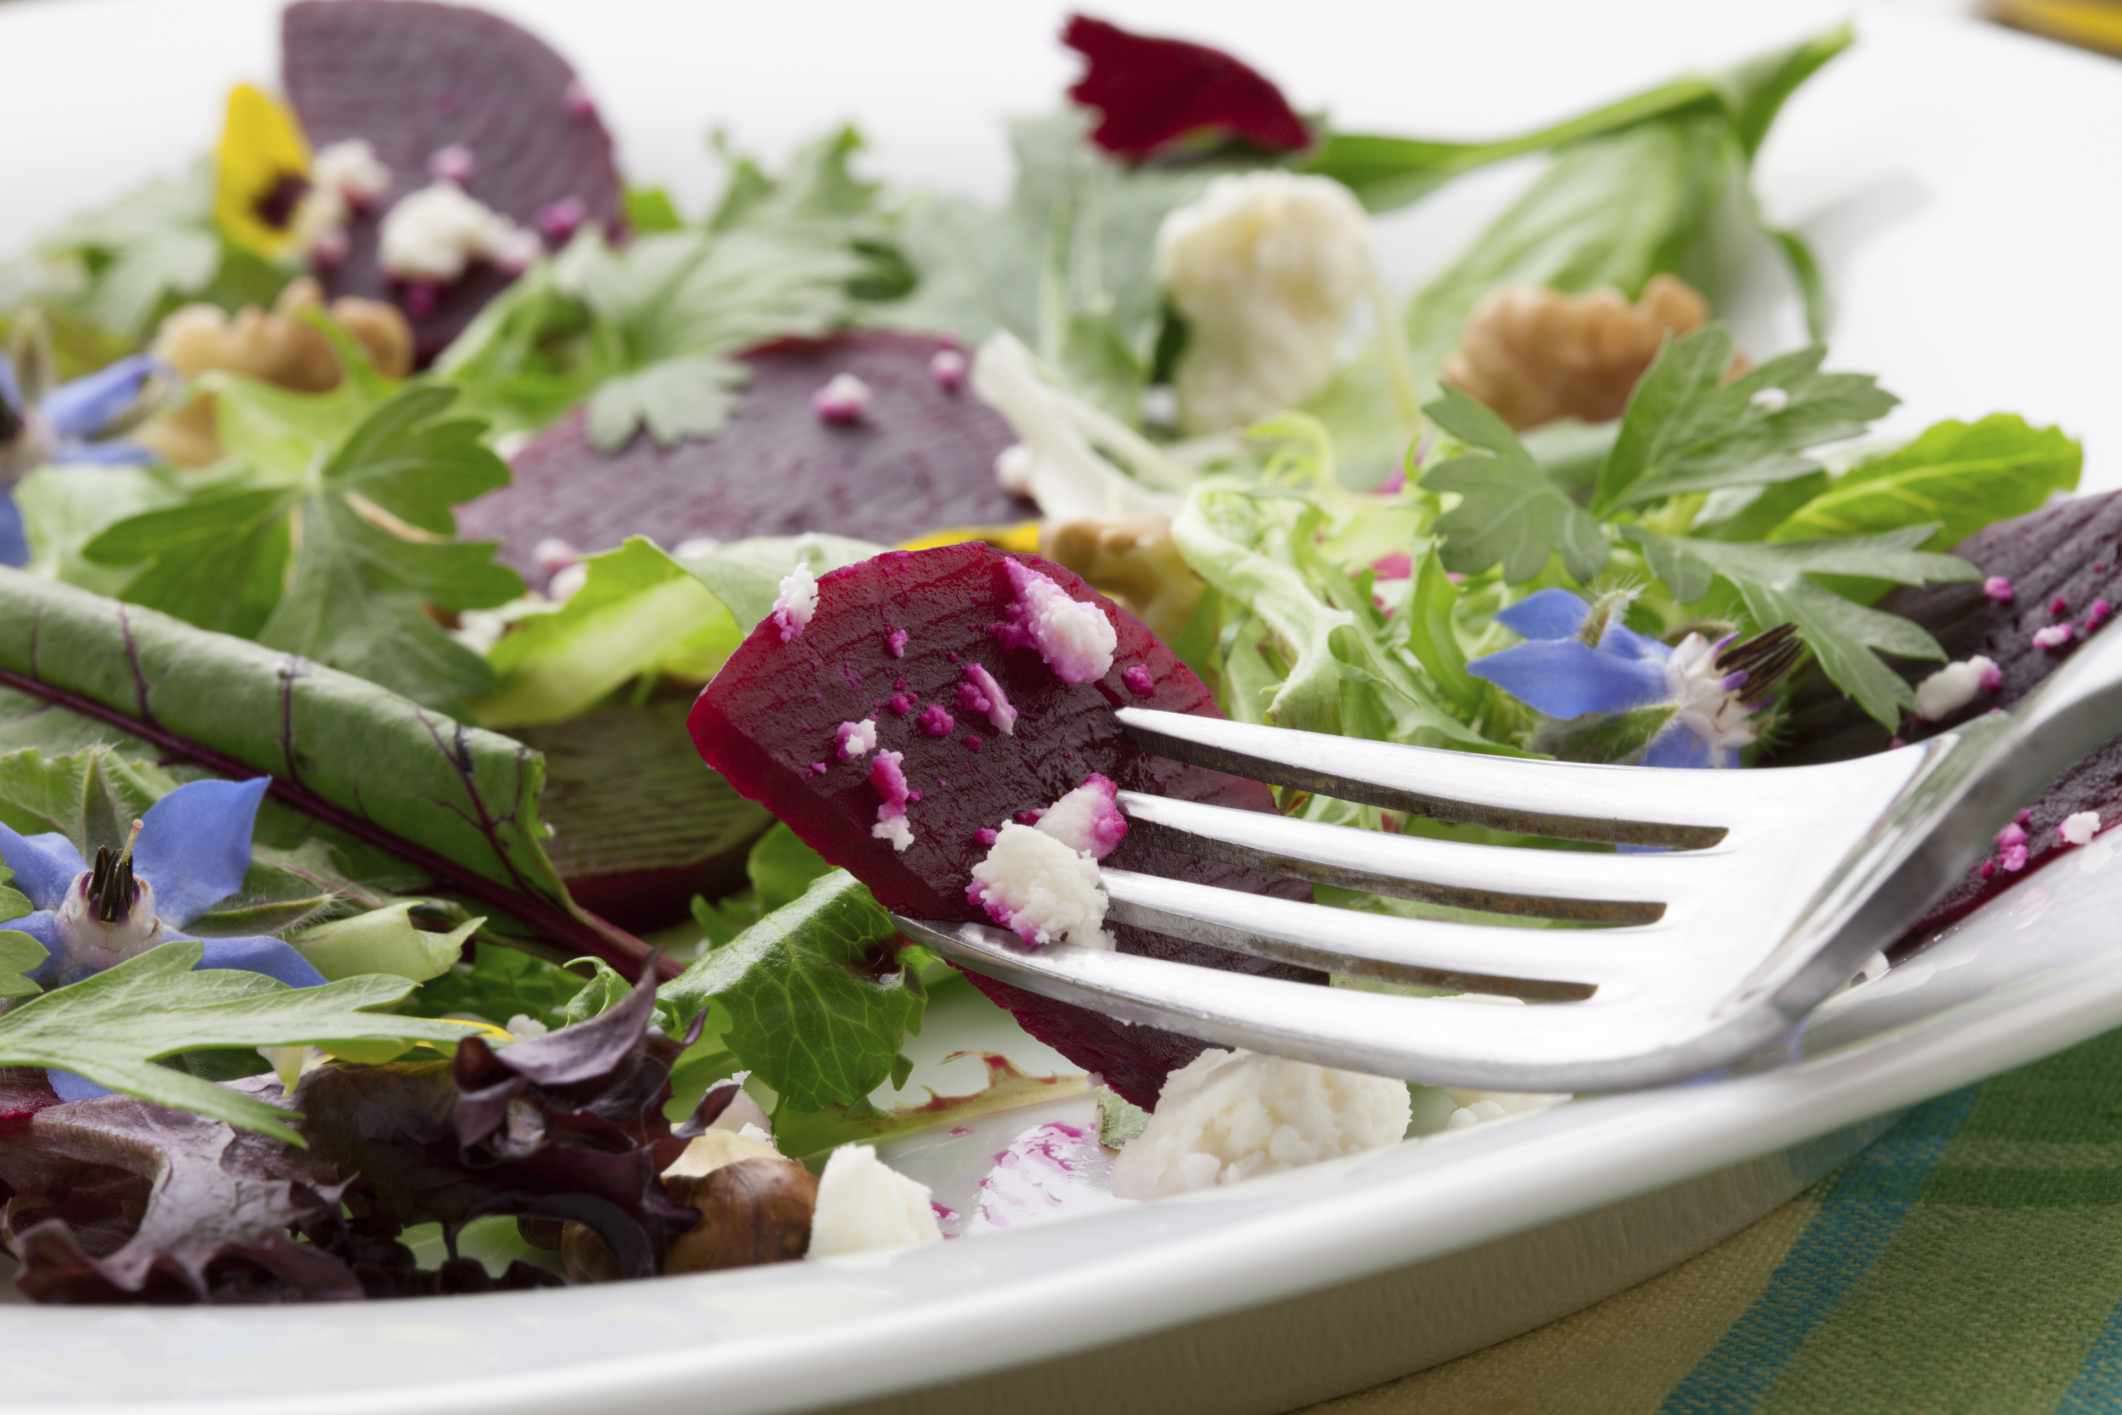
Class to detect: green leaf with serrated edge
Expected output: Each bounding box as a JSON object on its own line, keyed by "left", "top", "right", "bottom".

{"left": 1770, "top": 416, "right": 2082, "bottom": 549}
{"left": 1624, "top": 526, "right": 1978, "bottom": 726}
{"left": 1402, "top": 116, "right": 1732, "bottom": 382}
{"left": 34, "top": 163, "right": 222, "bottom": 335}
{"left": 654, "top": 870, "right": 921, "bottom": 1114}
{"left": 1424, "top": 388, "right": 1608, "bottom": 585}
{"left": 0, "top": 865, "right": 39, "bottom": 1000}
{"left": 1591, "top": 325, "right": 1898, "bottom": 514}
{"left": 290, "top": 902, "right": 479, "bottom": 984}
{"left": 0, "top": 570, "right": 645, "bottom": 974}
{"left": 399, "top": 941, "right": 587, "bottom": 1034}
{"left": 771, "top": 1052, "right": 1090, "bottom": 1162}
{"left": 0, "top": 944, "right": 477, "bottom": 1142}
{"left": 80, "top": 485, "right": 293, "bottom": 639}
{"left": 1403, "top": 550, "right": 1486, "bottom": 717}
{"left": 681, "top": 533, "right": 886, "bottom": 633}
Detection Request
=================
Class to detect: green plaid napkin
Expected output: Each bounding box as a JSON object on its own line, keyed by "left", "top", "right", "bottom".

{"left": 1309, "top": 1025, "right": 2122, "bottom": 1413}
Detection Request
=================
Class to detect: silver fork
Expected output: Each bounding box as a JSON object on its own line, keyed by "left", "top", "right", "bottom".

{"left": 893, "top": 627, "right": 2122, "bottom": 1093}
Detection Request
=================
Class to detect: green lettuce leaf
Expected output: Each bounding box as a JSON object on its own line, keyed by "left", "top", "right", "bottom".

{"left": 81, "top": 385, "right": 520, "bottom": 715}
{"left": 1623, "top": 526, "right": 1980, "bottom": 725}
{"left": 0, "top": 943, "right": 477, "bottom": 1143}
{"left": 1769, "top": 415, "right": 2082, "bottom": 549}
{"left": 1424, "top": 387, "right": 1608, "bottom": 585}
{"left": 289, "top": 902, "right": 481, "bottom": 984}
{"left": 655, "top": 870, "right": 923, "bottom": 1113}
{"left": 1590, "top": 324, "right": 1897, "bottom": 514}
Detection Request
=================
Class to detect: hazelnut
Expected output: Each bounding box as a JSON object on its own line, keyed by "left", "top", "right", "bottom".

{"left": 133, "top": 277, "right": 415, "bottom": 467}
{"left": 1039, "top": 515, "right": 1204, "bottom": 642}
{"left": 559, "top": 1221, "right": 622, "bottom": 1284}
{"left": 664, "top": 1157, "right": 819, "bottom": 1274}
{"left": 1441, "top": 274, "right": 1712, "bottom": 431}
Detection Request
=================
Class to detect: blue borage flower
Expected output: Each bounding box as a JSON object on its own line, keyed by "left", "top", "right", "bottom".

{"left": 0, "top": 349, "right": 167, "bottom": 567}
{"left": 1468, "top": 587, "right": 1802, "bottom": 769}
{"left": 0, "top": 777, "right": 325, "bottom": 1101}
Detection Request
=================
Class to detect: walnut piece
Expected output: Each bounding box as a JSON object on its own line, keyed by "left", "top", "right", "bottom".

{"left": 133, "top": 277, "right": 414, "bottom": 466}
{"left": 1040, "top": 514, "right": 1204, "bottom": 642}
{"left": 1442, "top": 274, "right": 1710, "bottom": 431}
{"left": 663, "top": 1157, "right": 820, "bottom": 1274}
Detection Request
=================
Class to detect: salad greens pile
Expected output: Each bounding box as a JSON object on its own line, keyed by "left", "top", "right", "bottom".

{"left": 0, "top": 2, "right": 2088, "bottom": 1299}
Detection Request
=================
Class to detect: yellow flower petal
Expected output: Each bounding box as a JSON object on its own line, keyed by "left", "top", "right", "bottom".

{"left": 215, "top": 83, "right": 312, "bottom": 259}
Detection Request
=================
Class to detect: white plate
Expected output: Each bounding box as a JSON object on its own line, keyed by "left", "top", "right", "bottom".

{"left": 1, "top": 2, "right": 2119, "bottom": 1412}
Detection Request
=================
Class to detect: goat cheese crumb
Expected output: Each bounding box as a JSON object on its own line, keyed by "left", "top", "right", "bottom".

{"left": 811, "top": 372, "right": 872, "bottom": 423}
{"left": 312, "top": 139, "right": 391, "bottom": 208}
{"left": 378, "top": 182, "right": 541, "bottom": 283}
{"left": 836, "top": 718, "right": 878, "bottom": 759}
{"left": 2034, "top": 623, "right": 2076, "bottom": 650}
{"left": 958, "top": 663, "right": 1017, "bottom": 734}
{"left": 1109, "top": 1048, "right": 1411, "bottom": 1199}
{"left": 2061, "top": 811, "right": 2102, "bottom": 846}
{"left": 1984, "top": 575, "right": 2016, "bottom": 603}
{"left": 770, "top": 562, "right": 819, "bottom": 642}
{"left": 807, "top": 1145, "right": 944, "bottom": 1257}
{"left": 1914, "top": 655, "right": 2001, "bottom": 719}
{"left": 1156, "top": 172, "right": 1371, "bottom": 435}
{"left": 1443, "top": 1088, "right": 1570, "bottom": 1130}
{"left": 1034, "top": 774, "right": 1128, "bottom": 860}
{"left": 994, "top": 443, "right": 1036, "bottom": 495}
{"left": 870, "top": 750, "right": 913, "bottom": 851}
{"left": 997, "top": 560, "right": 1117, "bottom": 684}
{"left": 967, "top": 824, "right": 1113, "bottom": 948}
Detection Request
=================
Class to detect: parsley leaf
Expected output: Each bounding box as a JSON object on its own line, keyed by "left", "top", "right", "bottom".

{"left": 1424, "top": 387, "right": 1608, "bottom": 585}
{"left": 656, "top": 870, "right": 923, "bottom": 1113}
{"left": 83, "top": 386, "right": 520, "bottom": 715}
{"left": 1623, "top": 525, "right": 1980, "bottom": 725}
{"left": 1769, "top": 414, "right": 2082, "bottom": 548}
{"left": 0, "top": 943, "right": 476, "bottom": 1143}
{"left": 1591, "top": 324, "right": 1897, "bottom": 514}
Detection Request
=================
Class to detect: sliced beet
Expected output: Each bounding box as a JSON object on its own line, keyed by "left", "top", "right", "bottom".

{"left": 1062, "top": 15, "right": 1311, "bottom": 161}
{"left": 282, "top": 0, "right": 623, "bottom": 363}
{"left": 1767, "top": 490, "right": 2122, "bottom": 943}
{"left": 459, "top": 330, "right": 1037, "bottom": 587}
{"left": 687, "top": 541, "right": 1315, "bottom": 1108}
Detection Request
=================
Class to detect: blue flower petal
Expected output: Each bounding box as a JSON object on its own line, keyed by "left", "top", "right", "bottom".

{"left": 0, "top": 826, "right": 86, "bottom": 912}
{"left": 38, "top": 355, "right": 165, "bottom": 443}
{"left": 1493, "top": 588, "right": 1591, "bottom": 642}
{"left": 1467, "top": 639, "right": 1670, "bottom": 719}
{"left": 49, "top": 438, "right": 157, "bottom": 466}
{"left": 1643, "top": 727, "right": 1715, "bottom": 770}
{"left": 0, "top": 352, "right": 22, "bottom": 410}
{"left": 0, "top": 492, "right": 27, "bottom": 570}
{"left": 1597, "top": 620, "right": 1673, "bottom": 665}
{"left": 189, "top": 935, "right": 328, "bottom": 989}
{"left": 133, "top": 777, "right": 271, "bottom": 929}
{"left": 48, "top": 1069, "right": 113, "bottom": 1103}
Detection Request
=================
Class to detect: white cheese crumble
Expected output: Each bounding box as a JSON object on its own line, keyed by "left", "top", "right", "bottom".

{"left": 872, "top": 815, "right": 914, "bottom": 851}
{"left": 378, "top": 182, "right": 541, "bottom": 283}
{"left": 1914, "top": 655, "right": 2001, "bottom": 719}
{"left": 2062, "top": 810, "right": 2102, "bottom": 846}
{"left": 1442, "top": 1088, "right": 1570, "bottom": 1130}
{"left": 967, "top": 824, "right": 1113, "bottom": 948}
{"left": 1109, "top": 1048, "right": 1411, "bottom": 1199}
{"left": 1033, "top": 775, "right": 1127, "bottom": 859}
{"left": 769, "top": 561, "right": 819, "bottom": 642}
{"left": 806, "top": 1144, "right": 943, "bottom": 1257}
{"left": 994, "top": 443, "right": 1036, "bottom": 495}
{"left": 837, "top": 717, "right": 878, "bottom": 759}
{"left": 1156, "top": 171, "right": 1371, "bottom": 435}
{"left": 1001, "top": 560, "right": 1116, "bottom": 684}
{"left": 312, "top": 139, "right": 391, "bottom": 207}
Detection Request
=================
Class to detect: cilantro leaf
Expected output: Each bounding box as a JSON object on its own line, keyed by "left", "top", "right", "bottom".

{"left": 1624, "top": 526, "right": 1980, "bottom": 726}
{"left": 1770, "top": 415, "right": 2082, "bottom": 549}
{"left": 0, "top": 943, "right": 476, "bottom": 1142}
{"left": 1424, "top": 387, "right": 1608, "bottom": 585}
{"left": 1591, "top": 324, "right": 1898, "bottom": 514}
{"left": 83, "top": 386, "right": 520, "bottom": 715}
{"left": 655, "top": 870, "right": 923, "bottom": 1113}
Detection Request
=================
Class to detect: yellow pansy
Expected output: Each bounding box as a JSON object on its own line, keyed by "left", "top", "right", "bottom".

{"left": 215, "top": 83, "right": 313, "bottom": 259}
{"left": 896, "top": 521, "right": 1043, "bottom": 553}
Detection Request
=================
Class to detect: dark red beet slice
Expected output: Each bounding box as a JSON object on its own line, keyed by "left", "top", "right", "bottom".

{"left": 459, "top": 330, "right": 1037, "bottom": 587}
{"left": 687, "top": 541, "right": 1316, "bottom": 1108}
{"left": 1767, "top": 490, "right": 2122, "bottom": 943}
{"left": 282, "top": 0, "right": 623, "bottom": 363}
{"left": 1063, "top": 14, "right": 1311, "bottom": 162}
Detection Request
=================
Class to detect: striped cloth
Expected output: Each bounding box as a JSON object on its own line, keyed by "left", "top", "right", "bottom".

{"left": 1307, "top": 1025, "right": 2122, "bottom": 1413}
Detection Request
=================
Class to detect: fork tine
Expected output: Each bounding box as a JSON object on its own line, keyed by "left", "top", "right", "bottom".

{"left": 1116, "top": 791, "right": 1683, "bottom": 924}
{"left": 1116, "top": 707, "right": 1733, "bottom": 848}
{"left": 1100, "top": 868, "right": 1654, "bottom": 999}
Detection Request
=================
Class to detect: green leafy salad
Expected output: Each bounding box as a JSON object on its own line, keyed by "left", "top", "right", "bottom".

{"left": 0, "top": 2, "right": 2089, "bottom": 1302}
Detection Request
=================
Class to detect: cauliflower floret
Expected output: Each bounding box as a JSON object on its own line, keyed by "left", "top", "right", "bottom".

{"left": 806, "top": 1145, "right": 943, "bottom": 1257}
{"left": 1156, "top": 172, "right": 1371, "bottom": 435}
{"left": 1109, "top": 1048, "right": 1411, "bottom": 1199}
